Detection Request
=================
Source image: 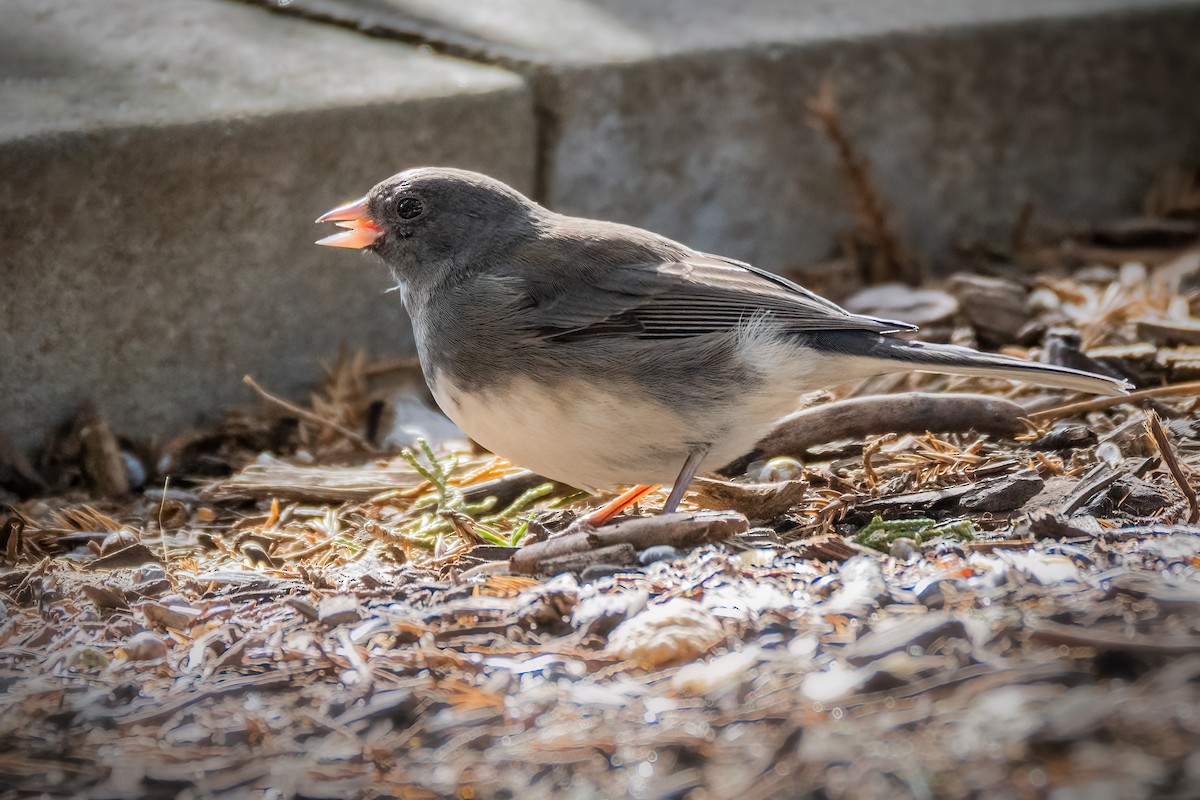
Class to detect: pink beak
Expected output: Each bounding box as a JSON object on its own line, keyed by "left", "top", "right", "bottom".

{"left": 315, "top": 196, "right": 381, "bottom": 249}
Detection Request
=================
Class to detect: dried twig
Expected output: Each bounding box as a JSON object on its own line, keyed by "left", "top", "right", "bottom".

{"left": 807, "top": 80, "right": 921, "bottom": 285}
{"left": 1029, "top": 620, "right": 1200, "bottom": 655}
{"left": 1144, "top": 410, "right": 1200, "bottom": 523}
{"left": 76, "top": 402, "right": 129, "bottom": 498}
{"left": 723, "top": 393, "right": 1026, "bottom": 474}
{"left": 510, "top": 511, "right": 748, "bottom": 575}
{"left": 242, "top": 375, "right": 378, "bottom": 454}
{"left": 1029, "top": 381, "right": 1200, "bottom": 422}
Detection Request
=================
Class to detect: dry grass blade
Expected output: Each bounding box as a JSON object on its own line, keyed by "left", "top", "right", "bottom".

{"left": 806, "top": 79, "right": 921, "bottom": 285}
{"left": 205, "top": 458, "right": 424, "bottom": 502}
{"left": 1144, "top": 410, "right": 1200, "bottom": 523}
{"left": 1028, "top": 380, "right": 1200, "bottom": 422}
{"left": 242, "top": 374, "right": 379, "bottom": 454}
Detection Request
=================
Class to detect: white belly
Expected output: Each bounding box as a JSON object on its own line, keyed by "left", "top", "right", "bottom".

{"left": 425, "top": 327, "right": 871, "bottom": 492}
{"left": 429, "top": 374, "right": 701, "bottom": 490}
{"left": 428, "top": 370, "right": 828, "bottom": 491}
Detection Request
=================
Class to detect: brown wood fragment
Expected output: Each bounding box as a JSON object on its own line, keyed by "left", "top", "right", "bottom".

{"left": 1089, "top": 217, "right": 1198, "bottom": 248}
{"left": 76, "top": 402, "right": 129, "bottom": 498}
{"left": 118, "top": 671, "right": 297, "bottom": 727}
{"left": 318, "top": 594, "right": 361, "bottom": 627}
{"left": 532, "top": 543, "right": 638, "bottom": 577}
{"left": 284, "top": 597, "right": 319, "bottom": 621}
{"left": 690, "top": 477, "right": 808, "bottom": 521}
{"left": 84, "top": 541, "right": 160, "bottom": 570}
{"left": 138, "top": 600, "right": 200, "bottom": 630}
{"left": 466, "top": 545, "right": 521, "bottom": 562}
{"left": 724, "top": 393, "right": 1026, "bottom": 473}
{"left": 855, "top": 471, "right": 1041, "bottom": 516}
{"left": 1058, "top": 464, "right": 1120, "bottom": 516}
{"left": 1108, "top": 573, "right": 1200, "bottom": 611}
{"left": 1135, "top": 317, "right": 1200, "bottom": 346}
{"left": 959, "top": 472, "right": 1045, "bottom": 512}
{"left": 2, "top": 517, "right": 23, "bottom": 563}
{"left": 947, "top": 274, "right": 1031, "bottom": 346}
{"left": 80, "top": 583, "right": 129, "bottom": 610}
{"left": 791, "top": 534, "right": 875, "bottom": 562}
{"left": 1023, "top": 509, "right": 1108, "bottom": 540}
{"left": 1144, "top": 410, "right": 1200, "bottom": 523}
{"left": 510, "top": 511, "right": 748, "bottom": 575}
{"left": 1028, "top": 620, "right": 1200, "bottom": 655}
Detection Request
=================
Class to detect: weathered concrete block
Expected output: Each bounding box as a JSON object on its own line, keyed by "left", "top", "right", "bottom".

{"left": 0, "top": 0, "right": 535, "bottom": 453}
{"left": 254, "top": 0, "right": 1200, "bottom": 269}
{"left": 542, "top": 1, "right": 1200, "bottom": 270}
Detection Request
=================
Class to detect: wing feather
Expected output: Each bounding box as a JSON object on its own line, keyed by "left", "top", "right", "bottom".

{"left": 525, "top": 254, "right": 914, "bottom": 342}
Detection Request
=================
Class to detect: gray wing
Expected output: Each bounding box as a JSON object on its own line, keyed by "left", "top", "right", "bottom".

{"left": 522, "top": 254, "right": 916, "bottom": 342}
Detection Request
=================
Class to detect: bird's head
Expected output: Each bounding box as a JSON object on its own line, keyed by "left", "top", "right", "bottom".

{"left": 315, "top": 167, "right": 541, "bottom": 283}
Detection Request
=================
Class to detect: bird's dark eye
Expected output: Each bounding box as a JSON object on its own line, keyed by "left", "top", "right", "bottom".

{"left": 396, "top": 197, "right": 424, "bottom": 220}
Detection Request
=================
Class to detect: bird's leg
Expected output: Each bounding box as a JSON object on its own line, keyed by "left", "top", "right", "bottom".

{"left": 579, "top": 483, "right": 663, "bottom": 528}
{"left": 554, "top": 446, "right": 709, "bottom": 539}
{"left": 661, "top": 445, "right": 710, "bottom": 515}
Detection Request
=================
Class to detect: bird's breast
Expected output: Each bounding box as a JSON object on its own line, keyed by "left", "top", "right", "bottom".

{"left": 425, "top": 371, "right": 707, "bottom": 490}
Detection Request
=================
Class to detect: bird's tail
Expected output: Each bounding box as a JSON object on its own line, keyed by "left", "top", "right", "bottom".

{"left": 857, "top": 338, "right": 1131, "bottom": 396}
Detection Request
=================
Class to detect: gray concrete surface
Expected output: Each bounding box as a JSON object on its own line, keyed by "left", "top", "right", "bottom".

{"left": 0, "top": 0, "right": 535, "bottom": 454}
{"left": 4, "top": 0, "right": 1199, "bottom": 458}
{"left": 257, "top": 0, "right": 1200, "bottom": 269}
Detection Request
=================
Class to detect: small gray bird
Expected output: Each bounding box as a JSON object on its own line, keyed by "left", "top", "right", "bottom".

{"left": 316, "top": 168, "right": 1127, "bottom": 519}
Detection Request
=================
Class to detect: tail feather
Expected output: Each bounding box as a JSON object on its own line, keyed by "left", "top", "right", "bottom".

{"left": 865, "top": 339, "right": 1131, "bottom": 397}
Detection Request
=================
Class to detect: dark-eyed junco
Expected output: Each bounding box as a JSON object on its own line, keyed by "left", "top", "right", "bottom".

{"left": 316, "top": 168, "right": 1128, "bottom": 519}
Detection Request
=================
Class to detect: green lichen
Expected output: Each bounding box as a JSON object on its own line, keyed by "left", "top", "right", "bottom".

{"left": 854, "top": 515, "right": 975, "bottom": 552}
{"left": 397, "top": 439, "right": 555, "bottom": 547}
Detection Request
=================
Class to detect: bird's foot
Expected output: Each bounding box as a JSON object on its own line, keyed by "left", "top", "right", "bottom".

{"left": 550, "top": 484, "right": 662, "bottom": 542}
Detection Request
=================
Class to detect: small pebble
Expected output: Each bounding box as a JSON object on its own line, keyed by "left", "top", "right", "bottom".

{"left": 71, "top": 646, "right": 110, "bottom": 670}
{"left": 607, "top": 598, "right": 724, "bottom": 668}
{"left": 241, "top": 542, "right": 276, "bottom": 568}
{"left": 120, "top": 451, "right": 147, "bottom": 490}
{"left": 133, "top": 563, "right": 167, "bottom": 584}
{"left": 747, "top": 456, "right": 803, "bottom": 483}
{"left": 638, "top": 545, "right": 679, "bottom": 566}
{"left": 1096, "top": 441, "right": 1123, "bottom": 469}
{"left": 913, "top": 577, "right": 948, "bottom": 608}
{"left": 100, "top": 530, "right": 138, "bottom": 556}
{"left": 125, "top": 631, "right": 168, "bottom": 660}
{"left": 580, "top": 564, "right": 636, "bottom": 583}
{"left": 889, "top": 537, "right": 920, "bottom": 562}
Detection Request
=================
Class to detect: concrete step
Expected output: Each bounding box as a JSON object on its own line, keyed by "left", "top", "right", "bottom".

{"left": 4, "top": 0, "right": 1198, "bottom": 458}
{"left": 253, "top": 0, "right": 1200, "bottom": 270}
{"left": 0, "top": 0, "right": 535, "bottom": 453}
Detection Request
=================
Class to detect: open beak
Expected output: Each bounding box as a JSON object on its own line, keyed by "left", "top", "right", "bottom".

{"left": 315, "top": 197, "right": 381, "bottom": 249}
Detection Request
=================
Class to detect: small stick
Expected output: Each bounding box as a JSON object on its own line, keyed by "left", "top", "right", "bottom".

{"left": 1029, "top": 381, "right": 1200, "bottom": 422}
{"left": 722, "top": 393, "right": 1025, "bottom": 474}
{"left": 1144, "top": 410, "right": 1200, "bottom": 524}
{"left": 511, "top": 511, "right": 747, "bottom": 575}
{"left": 243, "top": 375, "right": 378, "bottom": 454}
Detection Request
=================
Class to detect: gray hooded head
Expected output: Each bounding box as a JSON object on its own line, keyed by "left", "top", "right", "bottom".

{"left": 360, "top": 168, "right": 544, "bottom": 289}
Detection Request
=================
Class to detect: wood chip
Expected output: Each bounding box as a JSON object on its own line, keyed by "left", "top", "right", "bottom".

{"left": 318, "top": 594, "right": 362, "bottom": 627}
{"left": 1028, "top": 621, "right": 1200, "bottom": 655}
{"left": 510, "top": 511, "right": 748, "bottom": 575}
{"left": 532, "top": 543, "right": 638, "bottom": 577}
